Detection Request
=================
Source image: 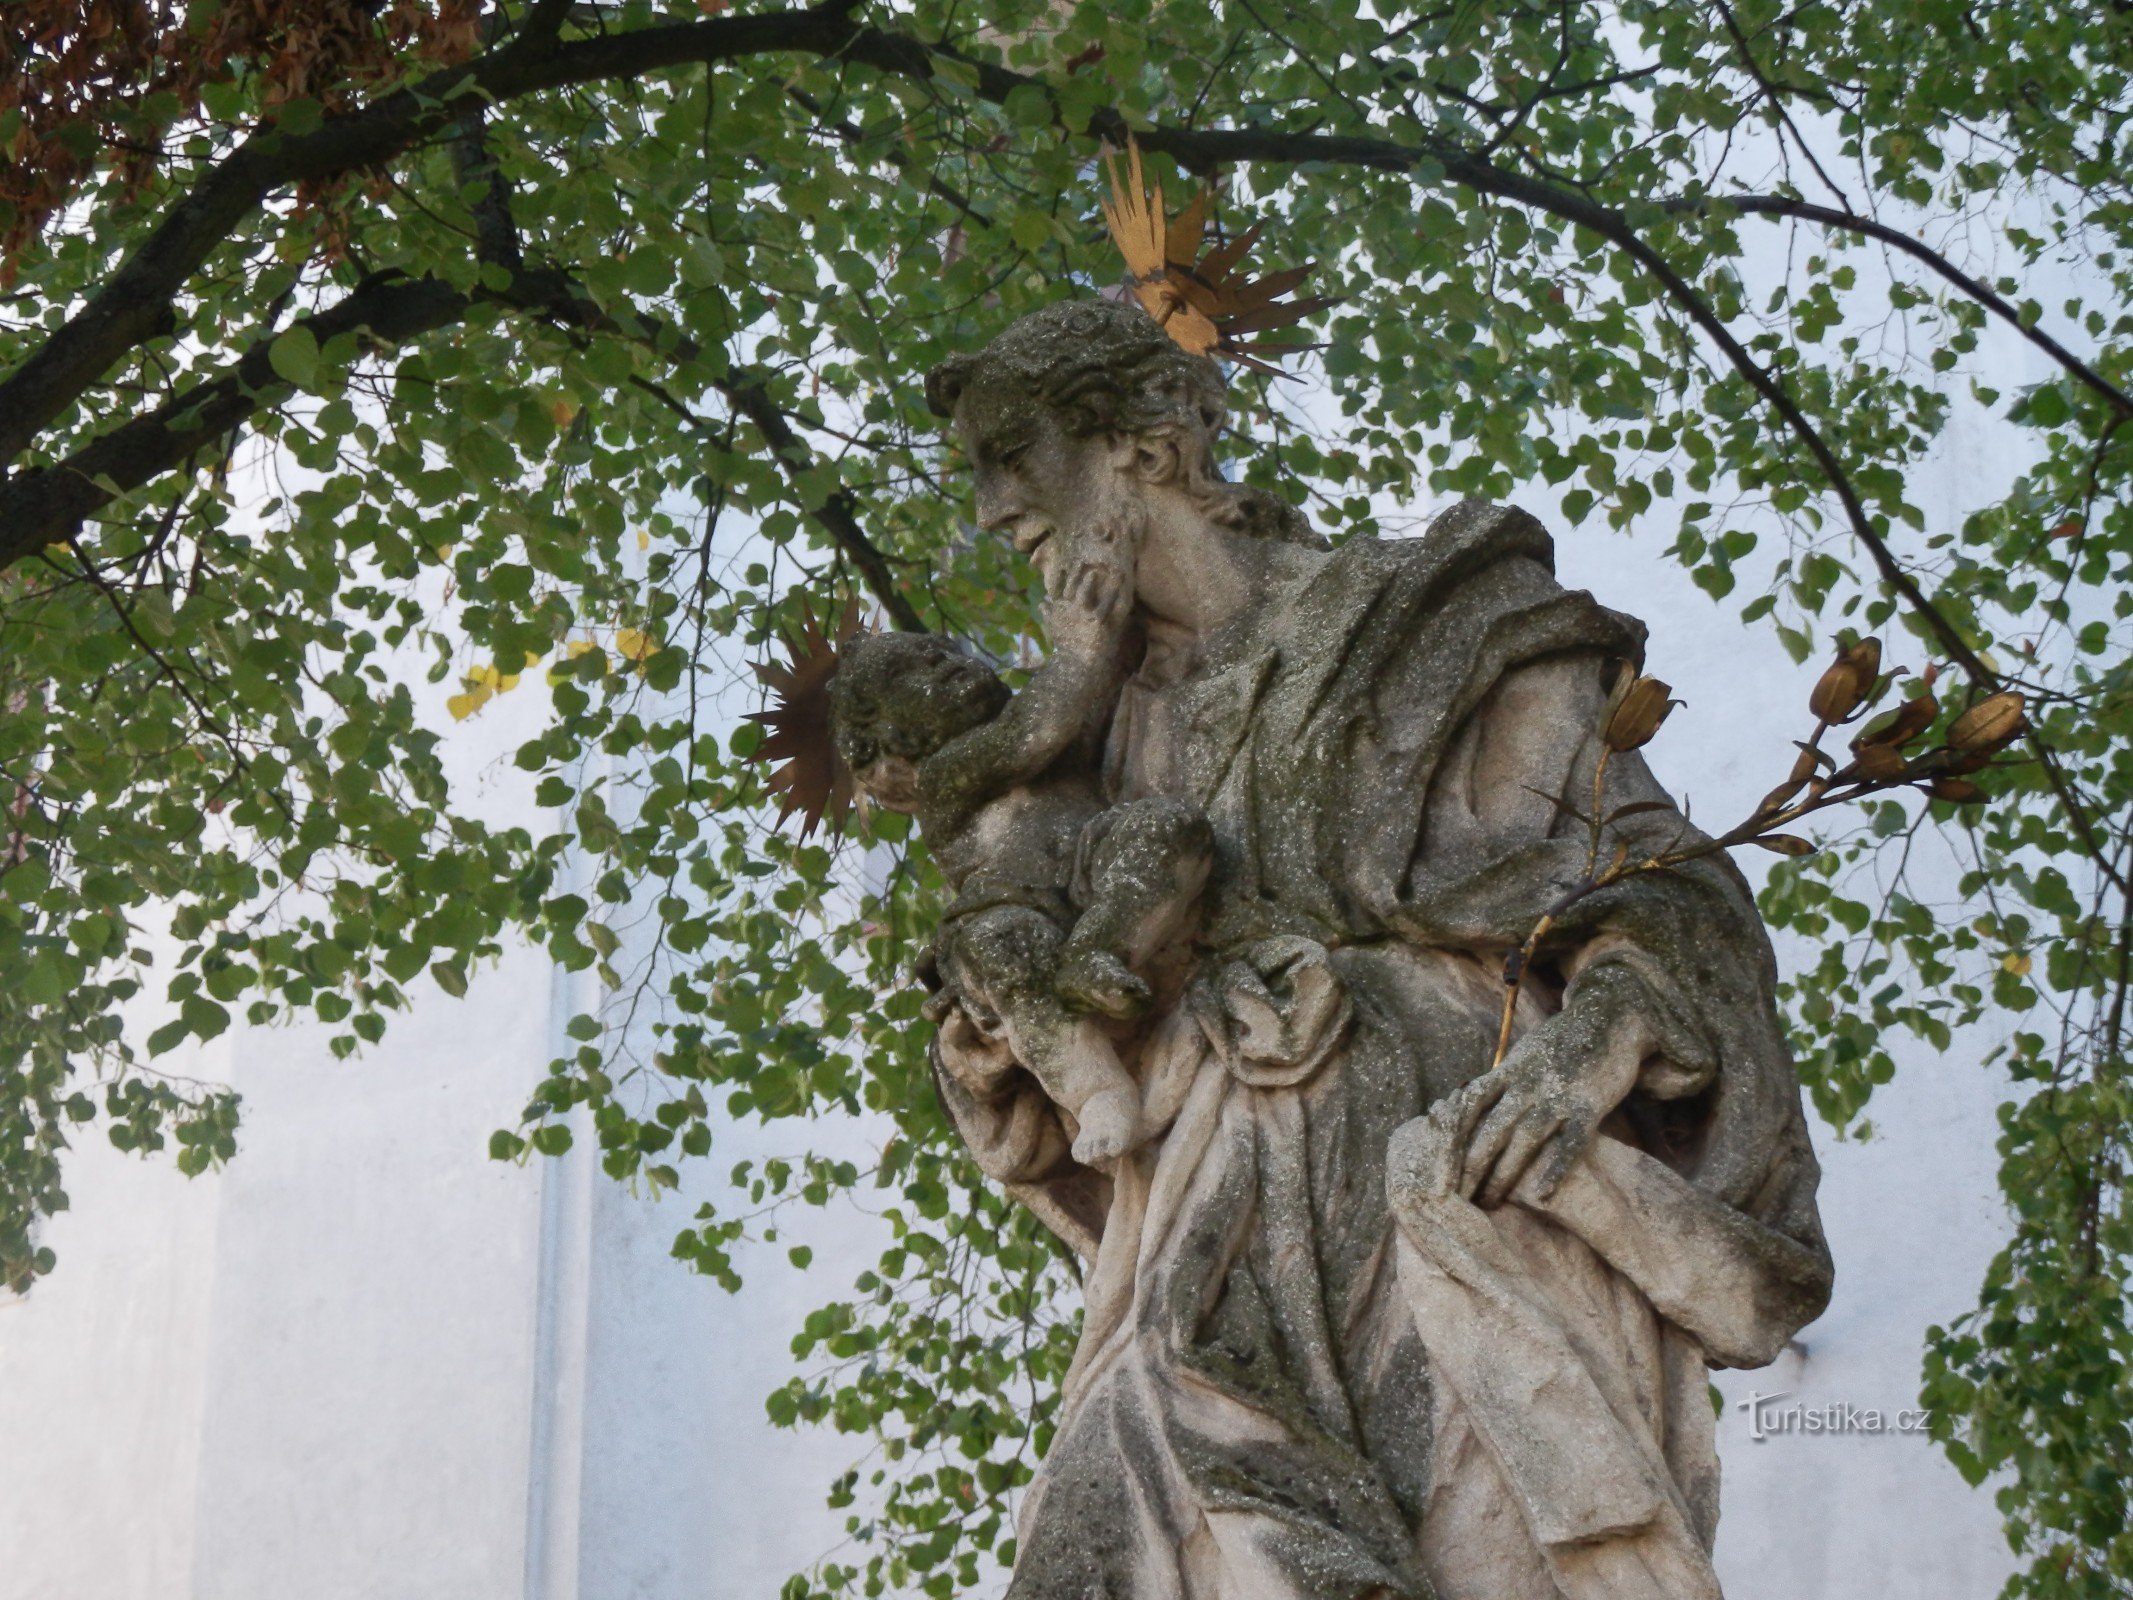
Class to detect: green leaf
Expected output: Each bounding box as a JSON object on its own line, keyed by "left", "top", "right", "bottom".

{"left": 532, "top": 1124, "right": 573, "bottom": 1156}
{"left": 267, "top": 326, "right": 320, "bottom": 389}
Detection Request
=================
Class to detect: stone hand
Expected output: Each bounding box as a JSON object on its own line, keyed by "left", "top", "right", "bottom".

{"left": 1046, "top": 555, "right": 1133, "bottom": 659}
{"left": 1435, "top": 965, "right": 1655, "bottom": 1208}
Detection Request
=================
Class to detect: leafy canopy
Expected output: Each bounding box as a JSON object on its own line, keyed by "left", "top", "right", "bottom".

{"left": 1, "top": 1, "right": 2130, "bottom": 1594}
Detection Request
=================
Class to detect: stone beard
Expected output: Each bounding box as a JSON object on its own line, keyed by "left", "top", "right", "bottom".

{"left": 919, "top": 300, "right": 1832, "bottom": 1600}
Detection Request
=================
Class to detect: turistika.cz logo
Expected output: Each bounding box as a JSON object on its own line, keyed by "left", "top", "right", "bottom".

{"left": 1734, "top": 1390, "right": 1933, "bottom": 1442}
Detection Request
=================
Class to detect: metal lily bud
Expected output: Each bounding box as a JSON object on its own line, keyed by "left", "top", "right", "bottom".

{"left": 1938, "top": 747, "right": 1994, "bottom": 776}
{"left": 1808, "top": 637, "right": 1882, "bottom": 725}
{"left": 1753, "top": 834, "right": 1816, "bottom": 856}
{"left": 1851, "top": 743, "right": 1909, "bottom": 782}
{"left": 1602, "top": 676, "right": 1676, "bottom": 752}
{"left": 1788, "top": 746, "right": 1823, "bottom": 783}
{"left": 1849, "top": 636, "right": 1883, "bottom": 684}
{"left": 1947, "top": 691, "right": 2026, "bottom": 754}
{"left": 1852, "top": 691, "right": 1938, "bottom": 751}
{"left": 1756, "top": 778, "right": 1807, "bottom": 817}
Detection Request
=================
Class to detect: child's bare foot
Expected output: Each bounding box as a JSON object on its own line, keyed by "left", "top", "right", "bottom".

{"left": 1069, "top": 1084, "right": 1142, "bottom": 1167}
{"left": 1056, "top": 949, "right": 1151, "bottom": 1020}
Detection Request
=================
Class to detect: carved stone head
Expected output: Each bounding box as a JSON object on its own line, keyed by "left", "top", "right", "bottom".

{"left": 829, "top": 632, "right": 1012, "bottom": 810}
{"left": 926, "top": 300, "right": 1321, "bottom": 589}
{"left": 926, "top": 298, "right": 1228, "bottom": 453}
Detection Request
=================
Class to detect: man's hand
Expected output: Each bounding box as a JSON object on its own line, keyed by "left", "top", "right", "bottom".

{"left": 1414, "top": 964, "right": 1657, "bottom": 1209}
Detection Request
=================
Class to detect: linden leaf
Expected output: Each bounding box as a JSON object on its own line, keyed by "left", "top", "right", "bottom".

{"left": 446, "top": 685, "right": 494, "bottom": 721}
{"left": 267, "top": 326, "right": 319, "bottom": 388}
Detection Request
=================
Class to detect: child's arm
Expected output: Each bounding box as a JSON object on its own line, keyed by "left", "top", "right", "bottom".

{"left": 922, "top": 561, "right": 1129, "bottom": 817}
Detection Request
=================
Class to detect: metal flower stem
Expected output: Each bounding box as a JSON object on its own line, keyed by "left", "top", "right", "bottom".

{"left": 1486, "top": 725, "right": 1876, "bottom": 1070}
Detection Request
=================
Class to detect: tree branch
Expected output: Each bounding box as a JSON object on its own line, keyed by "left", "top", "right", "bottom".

{"left": 1672, "top": 193, "right": 2133, "bottom": 420}
{"left": 473, "top": 272, "right": 929, "bottom": 631}
{"left": 1709, "top": 0, "right": 1854, "bottom": 209}
{"left": 451, "top": 107, "right": 525, "bottom": 274}
{"left": 1591, "top": 217, "right": 2001, "bottom": 686}
{"left": 8, "top": 4, "right": 2121, "bottom": 696}
{"left": 11, "top": 0, "right": 2121, "bottom": 480}
{"left": 0, "top": 2, "right": 873, "bottom": 464}
{"left": 712, "top": 377, "right": 927, "bottom": 631}
{"left": 0, "top": 271, "right": 483, "bottom": 570}
{"left": 0, "top": 263, "right": 929, "bottom": 635}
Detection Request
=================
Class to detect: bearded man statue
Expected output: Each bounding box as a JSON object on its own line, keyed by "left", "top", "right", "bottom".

{"left": 917, "top": 298, "right": 1832, "bottom": 1600}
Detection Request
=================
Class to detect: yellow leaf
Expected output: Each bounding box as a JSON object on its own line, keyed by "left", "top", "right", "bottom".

{"left": 550, "top": 398, "right": 580, "bottom": 428}
{"left": 636, "top": 530, "right": 651, "bottom": 551}
{"left": 614, "top": 628, "right": 659, "bottom": 663}
{"left": 447, "top": 684, "right": 495, "bottom": 721}
{"left": 2002, "top": 953, "right": 2032, "bottom": 976}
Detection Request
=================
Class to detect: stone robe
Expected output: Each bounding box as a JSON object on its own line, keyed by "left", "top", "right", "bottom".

{"left": 932, "top": 502, "right": 1832, "bottom": 1600}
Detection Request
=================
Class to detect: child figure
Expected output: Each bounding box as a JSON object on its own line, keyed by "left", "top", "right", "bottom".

{"left": 829, "top": 570, "right": 1210, "bottom": 1167}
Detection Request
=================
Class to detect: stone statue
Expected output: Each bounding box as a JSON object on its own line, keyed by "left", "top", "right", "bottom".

{"left": 909, "top": 298, "right": 1832, "bottom": 1600}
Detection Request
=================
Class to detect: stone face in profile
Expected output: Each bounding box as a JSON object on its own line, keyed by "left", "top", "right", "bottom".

{"left": 915, "top": 298, "right": 1830, "bottom": 1600}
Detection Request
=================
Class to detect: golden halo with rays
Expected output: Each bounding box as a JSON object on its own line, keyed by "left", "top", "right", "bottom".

{"left": 743, "top": 595, "right": 866, "bottom": 840}
{"left": 1100, "top": 136, "right": 1336, "bottom": 373}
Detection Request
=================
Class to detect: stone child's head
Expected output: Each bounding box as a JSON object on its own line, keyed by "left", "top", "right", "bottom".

{"left": 829, "top": 633, "right": 1012, "bottom": 812}
{"left": 925, "top": 299, "right": 1323, "bottom": 585}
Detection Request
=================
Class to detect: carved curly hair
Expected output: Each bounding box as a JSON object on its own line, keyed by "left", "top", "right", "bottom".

{"left": 926, "top": 299, "right": 1326, "bottom": 550}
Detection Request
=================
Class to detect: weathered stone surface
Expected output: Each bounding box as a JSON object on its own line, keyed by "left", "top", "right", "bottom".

{"left": 909, "top": 298, "right": 1830, "bottom": 1599}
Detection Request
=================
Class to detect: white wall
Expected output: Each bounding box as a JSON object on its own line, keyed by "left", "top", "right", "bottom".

{"left": 177, "top": 948, "right": 553, "bottom": 1600}
{"left": 0, "top": 948, "right": 882, "bottom": 1600}
{"left": 0, "top": 1044, "right": 224, "bottom": 1600}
